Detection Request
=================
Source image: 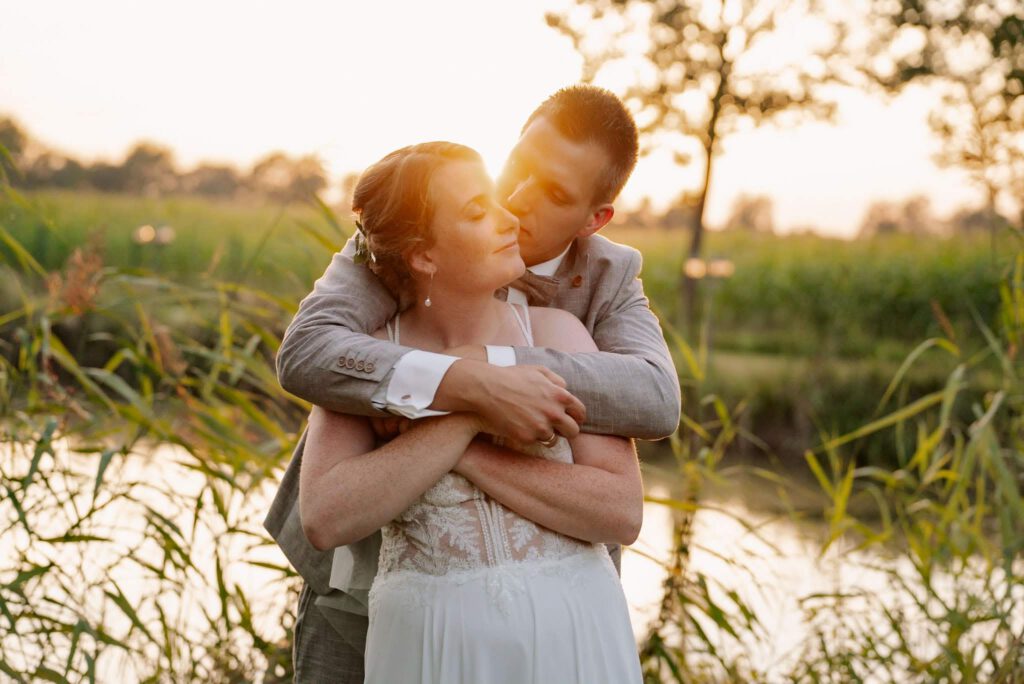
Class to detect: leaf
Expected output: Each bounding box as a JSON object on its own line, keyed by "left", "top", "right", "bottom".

{"left": 0, "top": 224, "right": 47, "bottom": 277}
{"left": 876, "top": 337, "right": 959, "bottom": 415}
{"left": 22, "top": 416, "right": 57, "bottom": 487}
{"left": 820, "top": 389, "right": 951, "bottom": 452}
{"left": 37, "top": 534, "right": 112, "bottom": 544}
{"left": 94, "top": 448, "right": 117, "bottom": 498}
{"left": 4, "top": 485, "right": 32, "bottom": 536}
{"left": 104, "top": 582, "right": 155, "bottom": 644}
{"left": 805, "top": 450, "right": 834, "bottom": 498}
{"left": 31, "top": 667, "right": 66, "bottom": 683}
{"left": 6, "top": 563, "right": 53, "bottom": 592}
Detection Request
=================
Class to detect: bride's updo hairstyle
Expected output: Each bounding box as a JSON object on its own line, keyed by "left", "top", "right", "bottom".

{"left": 352, "top": 141, "right": 482, "bottom": 307}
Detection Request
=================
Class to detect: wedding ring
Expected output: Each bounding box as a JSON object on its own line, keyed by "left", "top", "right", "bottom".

{"left": 538, "top": 433, "right": 559, "bottom": 448}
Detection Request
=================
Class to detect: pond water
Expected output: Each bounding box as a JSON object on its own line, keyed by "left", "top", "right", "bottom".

{"left": 4, "top": 442, "right": 1021, "bottom": 680}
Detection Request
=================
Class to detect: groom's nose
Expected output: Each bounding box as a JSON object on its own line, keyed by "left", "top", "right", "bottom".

{"left": 506, "top": 177, "right": 536, "bottom": 216}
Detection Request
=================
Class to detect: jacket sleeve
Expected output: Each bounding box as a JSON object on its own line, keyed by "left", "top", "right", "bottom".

{"left": 276, "top": 245, "right": 413, "bottom": 416}
{"left": 513, "top": 250, "right": 681, "bottom": 440}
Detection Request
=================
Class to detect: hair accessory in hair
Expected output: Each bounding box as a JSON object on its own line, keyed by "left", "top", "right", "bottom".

{"left": 352, "top": 219, "right": 376, "bottom": 265}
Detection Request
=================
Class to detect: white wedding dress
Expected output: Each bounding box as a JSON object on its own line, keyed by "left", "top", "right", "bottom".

{"left": 362, "top": 303, "right": 642, "bottom": 684}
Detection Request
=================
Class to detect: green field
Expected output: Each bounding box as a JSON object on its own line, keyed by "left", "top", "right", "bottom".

{"left": 0, "top": 189, "right": 1015, "bottom": 463}
{"left": 4, "top": 190, "right": 1010, "bottom": 352}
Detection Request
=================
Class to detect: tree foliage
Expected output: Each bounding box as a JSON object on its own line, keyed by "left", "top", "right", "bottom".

{"left": 547, "top": 0, "right": 843, "bottom": 328}
{"left": 0, "top": 114, "right": 330, "bottom": 204}
{"left": 858, "top": 0, "right": 1024, "bottom": 228}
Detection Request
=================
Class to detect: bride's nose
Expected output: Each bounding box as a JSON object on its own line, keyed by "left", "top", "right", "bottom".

{"left": 498, "top": 205, "right": 519, "bottom": 237}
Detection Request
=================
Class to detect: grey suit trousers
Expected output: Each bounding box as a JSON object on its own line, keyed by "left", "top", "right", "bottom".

{"left": 293, "top": 583, "right": 366, "bottom": 684}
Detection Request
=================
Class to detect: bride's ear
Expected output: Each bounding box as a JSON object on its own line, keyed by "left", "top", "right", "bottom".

{"left": 407, "top": 248, "right": 437, "bottom": 280}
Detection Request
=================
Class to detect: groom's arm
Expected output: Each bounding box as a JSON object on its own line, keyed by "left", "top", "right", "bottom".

{"left": 277, "top": 242, "right": 585, "bottom": 437}
{"left": 277, "top": 243, "right": 410, "bottom": 416}
{"left": 513, "top": 249, "right": 681, "bottom": 439}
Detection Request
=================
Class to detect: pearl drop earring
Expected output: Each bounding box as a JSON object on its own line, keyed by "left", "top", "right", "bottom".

{"left": 424, "top": 271, "right": 434, "bottom": 307}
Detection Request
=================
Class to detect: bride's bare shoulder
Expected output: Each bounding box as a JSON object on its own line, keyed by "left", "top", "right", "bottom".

{"left": 527, "top": 307, "right": 597, "bottom": 353}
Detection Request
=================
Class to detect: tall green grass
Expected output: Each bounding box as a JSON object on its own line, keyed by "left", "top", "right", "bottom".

{"left": 638, "top": 239, "right": 1024, "bottom": 681}
{"left": 3, "top": 191, "right": 1008, "bottom": 465}
{"left": 0, "top": 190, "right": 336, "bottom": 293}
{"left": 2, "top": 191, "right": 1010, "bottom": 361}
{"left": 606, "top": 226, "right": 1011, "bottom": 360}
{"left": 2, "top": 180, "right": 1021, "bottom": 681}
{"left": 0, "top": 184, "right": 349, "bottom": 680}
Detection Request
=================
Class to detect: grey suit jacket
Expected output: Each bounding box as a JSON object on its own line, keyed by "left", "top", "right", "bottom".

{"left": 264, "top": 233, "right": 681, "bottom": 626}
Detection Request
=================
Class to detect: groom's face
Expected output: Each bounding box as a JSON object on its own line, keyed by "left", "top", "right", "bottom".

{"left": 496, "top": 116, "right": 611, "bottom": 267}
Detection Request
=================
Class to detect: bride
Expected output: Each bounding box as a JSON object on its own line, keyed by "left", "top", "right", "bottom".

{"left": 298, "top": 141, "right": 643, "bottom": 683}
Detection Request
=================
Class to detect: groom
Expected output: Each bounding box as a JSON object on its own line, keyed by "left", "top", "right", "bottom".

{"left": 265, "top": 85, "right": 681, "bottom": 683}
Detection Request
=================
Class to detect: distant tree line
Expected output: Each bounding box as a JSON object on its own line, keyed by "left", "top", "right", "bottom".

{"left": 0, "top": 116, "right": 331, "bottom": 203}
{"left": 614, "top": 191, "right": 999, "bottom": 239}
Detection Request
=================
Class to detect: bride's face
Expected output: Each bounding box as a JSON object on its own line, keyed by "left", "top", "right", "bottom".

{"left": 418, "top": 160, "right": 525, "bottom": 295}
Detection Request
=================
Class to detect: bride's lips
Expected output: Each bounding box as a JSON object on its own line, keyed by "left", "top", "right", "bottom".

{"left": 496, "top": 240, "right": 519, "bottom": 253}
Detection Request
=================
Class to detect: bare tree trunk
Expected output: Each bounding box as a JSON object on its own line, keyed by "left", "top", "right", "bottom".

{"left": 986, "top": 182, "right": 999, "bottom": 265}
{"left": 681, "top": 52, "right": 729, "bottom": 339}
{"left": 683, "top": 142, "right": 714, "bottom": 336}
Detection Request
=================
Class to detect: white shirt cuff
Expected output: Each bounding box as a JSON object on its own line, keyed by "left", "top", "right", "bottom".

{"left": 485, "top": 345, "right": 517, "bottom": 367}
{"left": 382, "top": 350, "right": 458, "bottom": 419}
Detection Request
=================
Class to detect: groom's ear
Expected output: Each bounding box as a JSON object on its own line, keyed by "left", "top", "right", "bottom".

{"left": 577, "top": 204, "right": 614, "bottom": 239}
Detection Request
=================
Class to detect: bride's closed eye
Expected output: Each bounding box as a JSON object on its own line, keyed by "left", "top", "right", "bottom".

{"left": 463, "top": 197, "right": 495, "bottom": 221}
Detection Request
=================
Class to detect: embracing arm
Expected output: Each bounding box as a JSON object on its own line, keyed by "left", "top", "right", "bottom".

{"left": 454, "top": 307, "right": 644, "bottom": 545}
{"left": 277, "top": 245, "right": 408, "bottom": 416}
{"left": 455, "top": 433, "right": 642, "bottom": 545}
{"left": 278, "top": 242, "right": 585, "bottom": 433}
{"left": 514, "top": 248, "right": 681, "bottom": 440}
{"left": 299, "top": 409, "right": 480, "bottom": 550}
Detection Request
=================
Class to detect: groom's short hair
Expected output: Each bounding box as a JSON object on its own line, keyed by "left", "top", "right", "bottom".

{"left": 523, "top": 85, "right": 639, "bottom": 204}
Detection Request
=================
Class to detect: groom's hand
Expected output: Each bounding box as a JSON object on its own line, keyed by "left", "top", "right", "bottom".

{"left": 435, "top": 360, "right": 585, "bottom": 443}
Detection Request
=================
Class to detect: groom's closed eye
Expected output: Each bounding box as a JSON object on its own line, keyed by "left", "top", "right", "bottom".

{"left": 545, "top": 184, "right": 570, "bottom": 205}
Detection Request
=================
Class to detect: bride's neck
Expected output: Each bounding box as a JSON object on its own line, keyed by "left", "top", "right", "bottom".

{"left": 400, "top": 288, "right": 504, "bottom": 350}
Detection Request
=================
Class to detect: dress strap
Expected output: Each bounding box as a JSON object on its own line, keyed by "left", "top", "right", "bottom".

{"left": 506, "top": 302, "right": 533, "bottom": 346}
{"left": 386, "top": 312, "right": 400, "bottom": 344}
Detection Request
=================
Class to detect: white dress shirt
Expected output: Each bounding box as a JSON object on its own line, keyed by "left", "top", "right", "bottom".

{"left": 375, "top": 244, "right": 572, "bottom": 418}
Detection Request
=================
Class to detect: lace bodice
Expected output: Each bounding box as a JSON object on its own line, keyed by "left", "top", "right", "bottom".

{"left": 377, "top": 304, "right": 595, "bottom": 585}
{"left": 377, "top": 438, "right": 592, "bottom": 580}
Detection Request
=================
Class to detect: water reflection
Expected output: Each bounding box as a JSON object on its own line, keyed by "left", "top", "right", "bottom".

{"left": 7, "top": 442, "right": 1020, "bottom": 680}
{"left": 624, "top": 463, "right": 1024, "bottom": 677}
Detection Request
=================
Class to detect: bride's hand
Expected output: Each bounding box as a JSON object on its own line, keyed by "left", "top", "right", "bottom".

{"left": 372, "top": 413, "right": 481, "bottom": 446}
{"left": 370, "top": 416, "right": 412, "bottom": 441}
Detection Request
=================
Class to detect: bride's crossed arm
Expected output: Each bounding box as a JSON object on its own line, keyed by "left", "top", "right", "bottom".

{"left": 299, "top": 310, "right": 642, "bottom": 551}
{"left": 454, "top": 307, "right": 644, "bottom": 546}
{"left": 299, "top": 409, "right": 482, "bottom": 551}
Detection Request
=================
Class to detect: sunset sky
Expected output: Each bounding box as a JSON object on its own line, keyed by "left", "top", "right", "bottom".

{"left": 2, "top": 0, "right": 984, "bottom": 237}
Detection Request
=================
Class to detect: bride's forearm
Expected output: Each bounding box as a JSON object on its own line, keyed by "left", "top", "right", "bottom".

{"left": 301, "top": 412, "right": 478, "bottom": 550}
{"left": 453, "top": 438, "right": 642, "bottom": 545}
